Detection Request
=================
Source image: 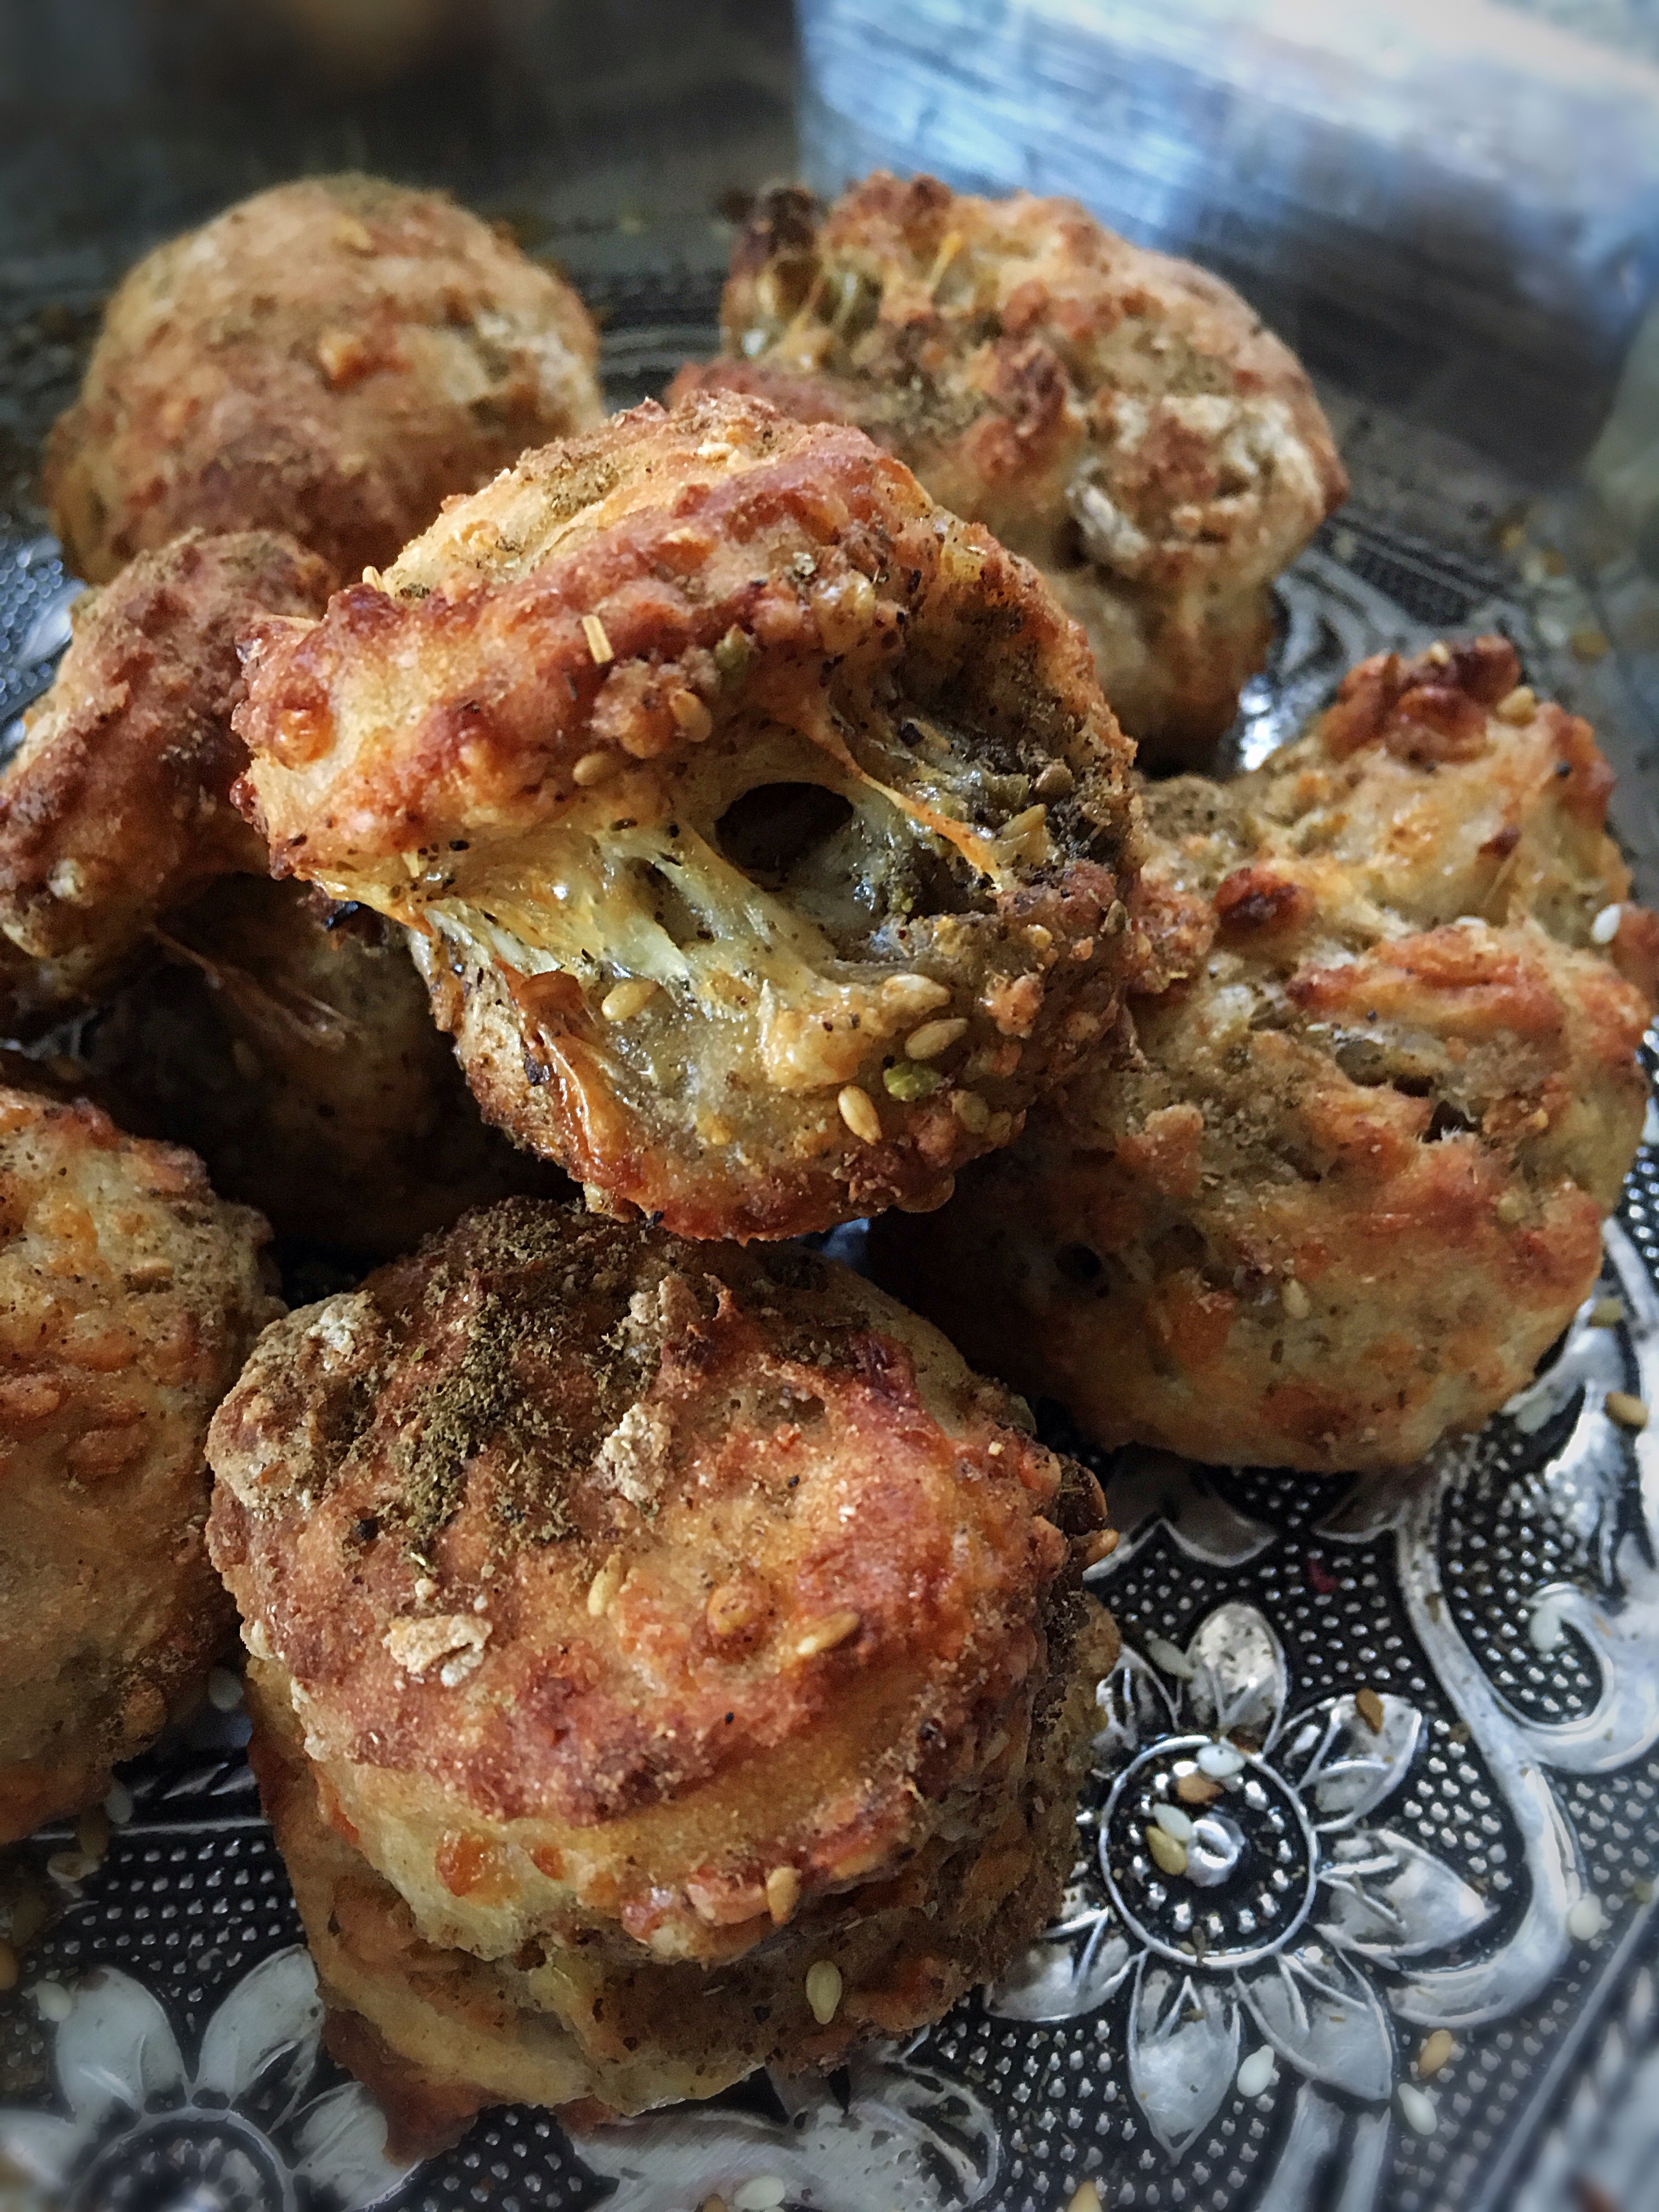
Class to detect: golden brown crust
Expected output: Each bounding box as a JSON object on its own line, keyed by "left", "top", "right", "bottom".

{"left": 208, "top": 1199, "right": 1110, "bottom": 1988}
{"left": 873, "top": 640, "right": 1657, "bottom": 1473}
{"left": 232, "top": 391, "right": 1142, "bottom": 1238}
{"left": 77, "top": 877, "right": 566, "bottom": 1259}
{"left": 0, "top": 1086, "right": 280, "bottom": 1842}
{"left": 46, "top": 177, "right": 603, "bottom": 589}
{"left": 675, "top": 175, "right": 1346, "bottom": 763}
{"left": 245, "top": 1588, "right": 1116, "bottom": 2121}
{"left": 0, "top": 531, "right": 335, "bottom": 1031}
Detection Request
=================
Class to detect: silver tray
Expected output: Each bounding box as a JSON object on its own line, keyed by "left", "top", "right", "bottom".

{"left": 2, "top": 274, "right": 1658, "bottom": 2212}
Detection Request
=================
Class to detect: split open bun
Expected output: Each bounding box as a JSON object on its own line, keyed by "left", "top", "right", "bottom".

{"left": 233, "top": 392, "right": 1143, "bottom": 1239}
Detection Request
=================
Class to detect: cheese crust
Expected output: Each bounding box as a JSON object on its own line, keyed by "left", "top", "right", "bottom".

{"left": 207, "top": 1199, "right": 1115, "bottom": 2116}
{"left": 0, "top": 1086, "right": 280, "bottom": 1842}
{"left": 674, "top": 174, "right": 1346, "bottom": 763}
{"left": 46, "top": 176, "right": 603, "bottom": 586}
{"left": 0, "top": 529, "right": 334, "bottom": 1031}
{"left": 874, "top": 640, "right": 1659, "bottom": 1472}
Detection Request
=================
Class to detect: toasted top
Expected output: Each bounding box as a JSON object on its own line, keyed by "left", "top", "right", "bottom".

{"left": 873, "top": 639, "right": 1659, "bottom": 1472}
{"left": 235, "top": 391, "right": 1134, "bottom": 887}
{"left": 687, "top": 174, "right": 1346, "bottom": 599}
{"left": 0, "top": 530, "right": 335, "bottom": 1031}
{"left": 1124, "top": 636, "right": 1658, "bottom": 1218}
{"left": 206, "top": 1200, "right": 1102, "bottom": 1852}
{"left": 45, "top": 174, "right": 604, "bottom": 585}
{"left": 1146, "top": 637, "right": 1659, "bottom": 995}
{"left": 0, "top": 1084, "right": 280, "bottom": 1821}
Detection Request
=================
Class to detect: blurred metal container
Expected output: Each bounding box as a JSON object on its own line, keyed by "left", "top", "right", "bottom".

{"left": 798, "top": 0, "right": 1659, "bottom": 478}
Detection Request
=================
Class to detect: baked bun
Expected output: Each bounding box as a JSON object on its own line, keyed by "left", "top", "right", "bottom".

{"left": 45, "top": 176, "right": 604, "bottom": 586}
{"left": 207, "top": 1199, "right": 1116, "bottom": 2125}
{"left": 0, "top": 1086, "right": 279, "bottom": 1843}
{"left": 78, "top": 877, "right": 563, "bottom": 1259}
{"left": 232, "top": 391, "right": 1143, "bottom": 1238}
{"left": 873, "top": 639, "right": 1659, "bottom": 1473}
{"left": 672, "top": 174, "right": 1346, "bottom": 765}
{"left": 0, "top": 529, "right": 335, "bottom": 1031}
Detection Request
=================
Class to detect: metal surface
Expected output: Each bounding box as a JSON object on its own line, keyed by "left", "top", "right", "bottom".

{"left": 2, "top": 262, "right": 1659, "bottom": 2212}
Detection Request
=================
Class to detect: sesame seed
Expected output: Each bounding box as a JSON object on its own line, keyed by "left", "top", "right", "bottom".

{"left": 8, "top": 1891, "right": 47, "bottom": 1948}
{"left": 1084, "top": 1528, "right": 1120, "bottom": 1566}
{"left": 47, "top": 1852, "right": 94, "bottom": 1887}
{"left": 804, "top": 1960, "right": 843, "bottom": 2025}
{"left": 1177, "top": 1771, "right": 1222, "bottom": 1805}
{"left": 1153, "top": 1803, "right": 1195, "bottom": 1844}
{"left": 1397, "top": 2082, "right": 1437, "bottom": 2135}
{"left": 733, "top": 2182, "right": 787, "bottom": 2212}
{"left": 698, "top": 2198, "right": 729, "bottom": 2212}
{"left": 601, "top": 978, "right": 658, "bottom": 1022}
{"left": 1417, "top": 2029, "right": 1456, "bottom": 2078}
{"left": 1282, "top": 1277, "right": 1311, "bottom": 1320}
{"left": 1146, "top": 1635, "right": 1195, "bottom": 1680}
{"left": 837, "top": 1085, "right": 882, "bottom": 1144}
{"left": 906, "top": 1016, "right": 969, "bottom": 1061}
{"left": 1590, "top": 1296, "right": 1627, "bottom": 1328}
{"left": 1067, "top": 2188, "right": 1104, "bottom": 2212}
{"left": 1494, "top": 684, "right": 1537, "bottom": 724}
{"left": 951, "top": 1088, "right": 990, "bottom": 1133}
{"left": 572, "top": 750, "right": 614, "bottom": 787}
{"left": 104, "top": 1781, "right": 133, "bottom": 1826}
{"left": 1607, "top": 1391, "right": 1649, "bottom": 1431}
{"left": 926, "top": 229, "right": 963, "bottom": 292}
{"left": 76, "top": 1809, "right": 111, "bottom": 1864}
{"left": 765, "top": 1865, "right": 802, "bottom": 1925}
{"left": 1236, "top": 2046, "right": 1276, "bottom": 2098}
{"left": 587, "top": 1550, "right": 625, "bottom": 1618}
{"left": 1197, "top": 1741, "right": 1245, "bottom": 1779}
{"left": 1355, "top": 1687, "right": 1386, "bottom": 1733}
{"left": 582, "top": 614, "right": 614, "bottom": 664}
{"left": 207, "top": 1668, "right": 244, "bottom": 1712}
{"left": 1425, "top": 641, "right": 1451, "bottom": 666}
{"left": 669, "top": 691, "right": 712, "bottom": 742}
{"left": 1571, "top": 625, "right": 1610, "bottom": 663}
{"left": 32, "top": 1982, "right": 71, "bottom": 2022}
{"left": 794, "top": 1609, "right": 860, "bottom": 1659}
{"left": 1147, "top": 1826, "right": 1189, "bottom": 1877}
{"left": 1592, "top": 902, "right": 1623, "bottom": 945}
{"left": 1568, "top": 1894, "right": 1607, "bottom": 1942}
{"left": 413, "top": 1577, "right": 437, "bottom": 1604}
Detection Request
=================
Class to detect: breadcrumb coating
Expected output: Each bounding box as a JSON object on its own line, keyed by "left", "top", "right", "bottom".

{"left": 233, "top": 392, "right": 1143, "bottom": 1238}
{"left": 873, "top": 639, "right": 1658, "bottom": 1473}
{"left": 0, "top": 1086, "right": 279, "bottom": 1842}
{"left": 207, "top": 1199, "right": 1115, "bottom": 2117}
{"left": 674, "top": 174, "right": 1345, "bottom": 763}
{"left": 0, "top": 529, "right": 334, "bottom": 1032}
{"left": 46, "top": 175, "right": 604, "bottom": 586}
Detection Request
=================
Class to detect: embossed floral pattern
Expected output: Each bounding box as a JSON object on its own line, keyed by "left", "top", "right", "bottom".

{"left": 567, "top": 2054, "right": 1001, "bottom": 2210}
{"left": 0, "top": 1947, "right": 411, "bottom": 2211}
{"left": 990, "top": 1601, "right": 1493, "bottom": 2154}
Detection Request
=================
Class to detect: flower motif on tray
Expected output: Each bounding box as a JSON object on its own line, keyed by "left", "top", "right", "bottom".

{"left": 989, "top": 1600, "right": 1491, "bottom": 2154}
{"left": 0, "top": 1946, "right": 412, "bottom": 2212}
